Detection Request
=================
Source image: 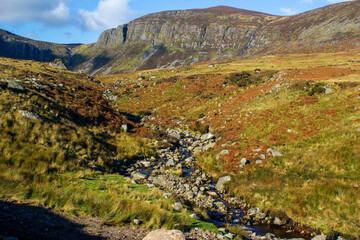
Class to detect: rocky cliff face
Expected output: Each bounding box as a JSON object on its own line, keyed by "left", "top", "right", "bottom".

{"left": 95, "top": 6, "right": 278, "bottom": 53}
{"left": 0, "top": 29, "right": 77, "bottom": 64}
{"left": 72, "top": 2, "right": 360, "bottom": 75}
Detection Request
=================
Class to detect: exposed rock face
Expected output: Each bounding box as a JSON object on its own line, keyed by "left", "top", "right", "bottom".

{"left": 73, "top": 2, "right": 360, "bottom": 75}
{"left": 49, "top": 59, "right": 67, "bottom": 70}
{"left": 0, "top": 29, "right": 76, "bottom": 64}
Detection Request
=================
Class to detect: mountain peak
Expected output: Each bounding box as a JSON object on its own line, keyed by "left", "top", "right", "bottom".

{"left": 192, "top": 5, "right": 276, "bottom": 16}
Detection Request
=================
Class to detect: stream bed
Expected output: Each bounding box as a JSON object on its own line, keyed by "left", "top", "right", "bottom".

{"left": 123, "top": 131, "right": 313, "bottom": 240}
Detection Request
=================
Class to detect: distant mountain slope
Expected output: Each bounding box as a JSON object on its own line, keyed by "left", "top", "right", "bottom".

{"left": 0, "top": 29, "right": 78, "bottom": 65}
{"left": 1, "top": 1, "right": 360, "bottom": 75}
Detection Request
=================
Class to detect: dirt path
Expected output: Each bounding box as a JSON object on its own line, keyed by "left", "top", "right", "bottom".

{"left": 0, "top": 199, "right": 148, "bottom": 240}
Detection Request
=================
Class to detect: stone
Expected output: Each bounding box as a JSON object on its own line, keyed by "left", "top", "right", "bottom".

{"left": 173, "top": 202, "right": 182, "bottom": 211}
{"left": 255, "top": 212, "right": 266, "bottom": 220}
{"left": 215, "top": 175, "right": 231, "bottom": 192}
{"left": 190, "top": 213, "right": 199, "bottom": 220}
{"left": 163, "top": 193, "right": 172, "bottom": 198}
{"left": 248, "top": 207, "right": 260, "bottom": 217}
{"left": 192, "top": 186, "right": 199, "bottom": 192}
{"left": 139, "top": 161, "right": 151, "bottom": 168}
{"left": 2, "top": 79, "right": 26, "bottom": 93}
{"left": 273, "top": 217, "right": 287, "bottom": 226}
{"left": 255, "top": 160, "right": 263, "bottom": 164}
{"left": 311, "top": 235, "right": 326, "bottom": 240}
{"left": 166, "top": 159, "right": 176, "bottom": 167}
{"left": 325, "top": 87, "right": 332, "bottom": 94}
{"left": 146, "top": 183, "right": 155, "bottom": 188}
{"left": 216, "top": 149, "right": 229, "bottom": 160}
{"left": 131, "top": 172, "right": 148, "bottom": 180}
{"left": 143, "top": 229, "right": 186, "bottom": 240}
{"left": 225, "top": 233, "right": 236, "bottom": 239}
{"left": 202, "top": 142, "right": 216, "bottom": 151}
{"left": 18, "top": 110, "right": 41, "bottom": 120}
{"left": 267, "top": 148, "right": 283, "bottom": 157}
{"left": 207, "top": 191, "right": 218, "bottom": 197}
{"left": 133, "top": 219, "right": 142, "bottom": 225}
{"left": 49, "top": 59, "right": 67, "bottom": 69}
{"left": 260, "top": 154, "right": 266, "bottom": 159}
{"left": 121, "top": 124, "right": 128, "bottom": 132}
{"left": 240, "top": 158, "right": 248, "bottom": 166}
{"left": 214, "top": 201, "right": 227, "bottom": 213}
{"left": 168, "top": 130, "right": 183, "bottom": 140}
{"left": 200, "top": 133, "right": 215, "bottom": 142}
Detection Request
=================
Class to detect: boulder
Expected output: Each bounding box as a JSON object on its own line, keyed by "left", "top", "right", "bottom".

{"left": 202, "top": 142, "right": 216, "bottom": 151}
{"left": 215, "top": 175, "right": 231, "bottom": 192}
{"left": 225, "top": 233, "right": 236, "bottom": 239}
{"left": 143, "top": 229, "right": 185, "bottom": 240}
{"left": 190, "top": 213, "right": 199, "bottom": 220}
{"left": 49, "top": 59, "right": 67, "bottom": 69}
{"left": 18, "top": 110, "right": 41, "bottom": 120}
{"left": 131, "top": 172, "right": 148, "bottom": 180}
{"left": 166, "top": 159, "right": 176, "bottom": 167}
{"left": 140, "top": 161, "right": 152, "bottom": 168}
{"left": 133, "top": 219, "right": 142, "bottom": 225}
{"left": 201, "top": 133, "right": 215, "bottom": 142}
{"left": 121, "top": 124, "right": 128, "bottom": 132}
{"left": 267, "top": 148, "right": 283, "bottom": 157}
{"left": 273, "top": 217, "right": 287, "bottom": 226}
{"left": 167, "top": 130, "right": 183, "bottom": 140}
{"left": 240, "top": 158, "right": 248, "bottom": 166}
{"left": 153, "top": 176, "right": 167, "bottom": 187}
{"left": 2, "top": 79, "right": 26, "bottom": 93}
{"left": 216, "top": 149, "right": 229, "bottom": 160}
{"left": 311, "top": 235, "right": 326, "bottom": 240}
{"left": 173, "top": 202, "right": 182, "bottom": 211}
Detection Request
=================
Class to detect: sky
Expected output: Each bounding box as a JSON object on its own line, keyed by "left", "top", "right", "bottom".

{"left": 0, "top": 0, "right": 354, "bottom": 44}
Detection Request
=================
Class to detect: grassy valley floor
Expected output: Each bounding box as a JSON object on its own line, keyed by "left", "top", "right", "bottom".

{"left": 98, "top": 50, "right": 360, "bottom": 237}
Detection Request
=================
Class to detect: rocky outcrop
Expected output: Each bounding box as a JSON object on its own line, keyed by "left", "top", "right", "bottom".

{"left": 73, "top": 2, "right": 360, "bottom": 75}
{"left": 0, "top": 29, "right": 77, "bottom": 65}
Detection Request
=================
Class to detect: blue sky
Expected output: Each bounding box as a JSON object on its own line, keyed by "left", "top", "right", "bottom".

{"left": 0, "top": 0, "right": 353, "bottom": 44}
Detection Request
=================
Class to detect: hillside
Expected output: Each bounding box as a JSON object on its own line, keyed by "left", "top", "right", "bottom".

{"left": 0, "top": 29, "right": 77, "bottom": 65}
{"left": 1, "top": 1, "right": 360, "bottom": 75}
{"left": 94, "top": 49, "right": 360, "bottom": 237}
{"left": 72, "top": 1, "right": 360, "bottom": 75}
{"left": 0, "top": 57, "right": 225, "bottom": 239}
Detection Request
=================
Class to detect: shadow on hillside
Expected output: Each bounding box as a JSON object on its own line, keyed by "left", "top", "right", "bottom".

{"left": 0, "top": 200, "right": 104, "bottom": 240}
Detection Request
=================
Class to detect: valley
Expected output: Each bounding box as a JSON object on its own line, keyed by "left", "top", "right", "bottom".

{"left": 0, "top": 1, "right": 360, "bottom": 240}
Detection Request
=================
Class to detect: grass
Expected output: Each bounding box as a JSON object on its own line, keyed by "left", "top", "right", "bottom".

{"left": 94, "top": 50, "right": 360, "bottom": 237}
{"left": 2, "top": 49, "right": 360, "bottom": 237}
{"left": 0, "top": 58, "right": 219, "bottom": 233}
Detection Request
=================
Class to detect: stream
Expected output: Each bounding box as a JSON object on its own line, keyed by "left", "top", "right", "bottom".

{"left": 123, "top": 129, "right": 312, "bottom": 240}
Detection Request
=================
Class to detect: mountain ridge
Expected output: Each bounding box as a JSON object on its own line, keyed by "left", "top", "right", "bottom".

{"left": 1, "top": 1, "right": 360, "bottom": 74}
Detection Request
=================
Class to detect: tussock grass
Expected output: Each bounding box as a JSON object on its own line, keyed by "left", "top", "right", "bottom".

{"left": 0, "top": 60, "right": 214, "bottom": 231}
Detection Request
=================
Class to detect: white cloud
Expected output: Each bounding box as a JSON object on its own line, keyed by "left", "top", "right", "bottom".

{"left": 0, "top": 0, "right": 70, "bottom": 26}
{"left": 78, "top": 0, "right": 137, "bottom": 31}
{"left": 280, "top": 8, "right": 299, "bottom": 15}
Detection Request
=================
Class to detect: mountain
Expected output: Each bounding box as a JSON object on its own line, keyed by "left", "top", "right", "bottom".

{"left": 0, "top": 29, "right": 79, "bottom": 65}
{"left": 1, "top": 1, "right": 360, "bottom": 75}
